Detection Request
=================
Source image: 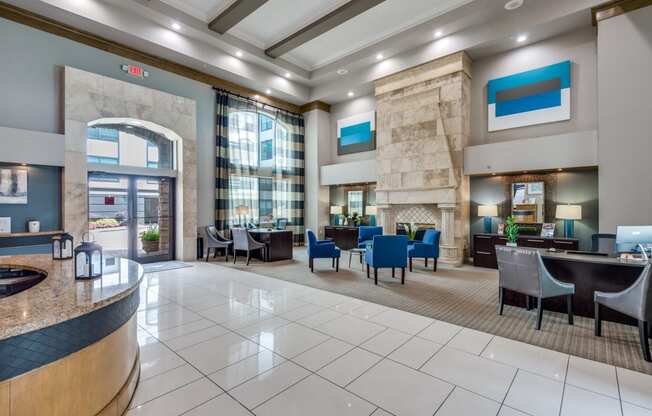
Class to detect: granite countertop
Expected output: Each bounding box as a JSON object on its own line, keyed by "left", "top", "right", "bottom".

{"left": 0, "top": 254, "right": 143, "bottom": 341}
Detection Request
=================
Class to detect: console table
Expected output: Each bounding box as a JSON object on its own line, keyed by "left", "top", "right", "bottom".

{"left": 324, "top": 226, "right": 359, "bottom": 251}
{"left": 473, "top": 233, "right": 579, "bottom": 268}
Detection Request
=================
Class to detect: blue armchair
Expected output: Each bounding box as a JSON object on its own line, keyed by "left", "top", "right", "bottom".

{"left": 408, "top": 229, "right": 441, "bottom": 272}
{"left": 365, "top": 235, "right": 408, "bottom": 285}
{"left": 306, "top": 229, "right": 341, "bottom": 272}
{"left": 358, "top": 226, "right": 383, "bottom": 248}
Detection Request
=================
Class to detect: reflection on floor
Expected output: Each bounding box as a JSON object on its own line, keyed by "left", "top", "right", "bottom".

{"left": 131, "top": 262, "right": 652, "bottom": 416}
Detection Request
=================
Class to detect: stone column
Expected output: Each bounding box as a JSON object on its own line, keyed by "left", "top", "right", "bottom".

{"left": 377, "top": 205, "right": 395, "bottom": 234}
{"left": 438, "top": 203, "right": 462, "bottom": 266}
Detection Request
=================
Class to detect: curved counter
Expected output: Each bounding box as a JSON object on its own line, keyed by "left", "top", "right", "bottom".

{"left": 0, "top": 254, "right": 144, "bottom": 416}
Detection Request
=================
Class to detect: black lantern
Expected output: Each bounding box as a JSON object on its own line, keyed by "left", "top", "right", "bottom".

{"left": 74, "top": 233, "right": 103, "bottom": 280}
{"left": 52, "top": 233, "right": 74, "bottom": 260}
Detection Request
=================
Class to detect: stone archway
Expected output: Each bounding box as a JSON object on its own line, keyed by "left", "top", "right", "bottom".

{"left": 64, "top": 67, "right": 197, "bottom": 260}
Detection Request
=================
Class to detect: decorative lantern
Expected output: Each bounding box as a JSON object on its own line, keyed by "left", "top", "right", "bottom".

{"left": 74, "top": 233, "right": 103, "bottom": 280}
{"left": 52, "top": 233, "right": 74, "bottom": 260}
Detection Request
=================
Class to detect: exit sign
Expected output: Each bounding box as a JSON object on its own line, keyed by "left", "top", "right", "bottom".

{"left": 121, "top": 64, "right": 149, "bottom": 79}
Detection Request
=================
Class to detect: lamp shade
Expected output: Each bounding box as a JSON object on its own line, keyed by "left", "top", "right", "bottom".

{"left": 365, "top": 205, "right": 377, "bottom": 216}
{"left": 556, "top": 204, "right": 582, "bottom": 220}
{"left": 330, "top": 206, "right": 343, "bottom": 215}
{"left": 235, "top": 205, "right": 250, "bottom": 216}
{"left": 478, "top": 205, "right": 498, "bottom": 217}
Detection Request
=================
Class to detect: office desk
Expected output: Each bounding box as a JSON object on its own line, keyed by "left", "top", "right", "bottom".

{"left": 503, "top": 250, "right": 647, "bottom": 325}
{"left": 248, "top": 229, "right": 293, "bottom": 261}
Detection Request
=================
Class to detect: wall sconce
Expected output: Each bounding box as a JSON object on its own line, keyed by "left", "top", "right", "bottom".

{"left": 478, "top": 205, "right": 498, "bottom": 234}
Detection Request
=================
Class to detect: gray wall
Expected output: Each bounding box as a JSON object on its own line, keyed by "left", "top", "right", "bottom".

{"left": 0, "top": 18, "right": 216, "bottom": 227}
{"left": 470, "top": 27, "right": 597, "bottom": 146}
{"left": 470, "top": 170, "right": 599, "bottom": 251}
{"left": 597, "top": 6, "right": 652, "bottom": 232}
{"left": 329, "top": 95, "right": 377, "bottom": 164}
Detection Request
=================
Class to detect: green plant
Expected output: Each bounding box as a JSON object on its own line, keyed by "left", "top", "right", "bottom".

{"left": 404, "top": 223, "right": 418, "bottom": 240}
{"left": 140, "top": 224, "right": 160, "bottom": 242}
{"left": 505, "top": 216, "right": 519, "bottom": 244}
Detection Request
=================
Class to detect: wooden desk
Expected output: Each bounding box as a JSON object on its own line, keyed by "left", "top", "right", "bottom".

{"left": 324, "top": 226, "right": 358, "bottom": 250}
{"left": 473, "top": 233, "right": 579, "bottom": 268}
{"left": 249, "top": 229, "right": 293, "bottom": 261}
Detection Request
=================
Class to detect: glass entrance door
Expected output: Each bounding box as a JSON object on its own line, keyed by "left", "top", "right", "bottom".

{"left": 88, "top": 173, "right": 174, "bottom": 263}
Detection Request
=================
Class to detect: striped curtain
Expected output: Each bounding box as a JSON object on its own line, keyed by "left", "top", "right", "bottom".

{"left": 214, "top": 90, "right": 305, "bottom": 244}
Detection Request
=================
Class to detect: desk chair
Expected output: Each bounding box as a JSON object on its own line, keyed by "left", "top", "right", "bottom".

{"left": 232, "top": 228, "right": 267, "bottom": 265}
{"left": 204, "top": 226, "right": 232, "bottom": 262}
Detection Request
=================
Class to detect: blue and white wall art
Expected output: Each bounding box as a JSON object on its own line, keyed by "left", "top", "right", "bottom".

{"left": 487, "top": 60, "right": 571, "bottom": 132}
{"left": 337, "top": 111, "right": 376, "bottom": 155}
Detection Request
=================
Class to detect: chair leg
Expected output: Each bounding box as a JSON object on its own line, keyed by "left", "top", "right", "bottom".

{"left": 425, "top": 258, "right": 428, "bottom": 268}
{"left": 233, "top": 251, "right": 237, "bottom": 264}
{"left": 246, "top": 251, "right": 251, "bottom": 266}
{"left": 349, "top": 252, "right": 352, "bottom": 268}
{"left": 205, "top": 247, "right": 210, "bottom": 262}
{"left": 498, "top": 287, "right": 505, "bottom": 316}
{"left": 374, "top": 268, "right": 378, "bottom": 285}
{"left": 536, "top": 297, "right": 543, "bottom": 330}
{"left": 366, "top": 264, "right": 370, "bottom": 278}
{"left": 639, "top": 321, "right": 651, "bottom": 362}
{"left": 310, "top": 258, "right": 314, "bottom": 272}
{"left": 401, "top": 267, "right": 405, "bottom": 284}
{"left": 332, "top": 257, "right": 335, "bottom": 268}
{"left": 225, "top": 248, "right": 229, "bottom": 262}
{"left": 392, "top": 267, "right": 395, "bottom": 278}
{"left": 336, "top": 257, "right": 339, "bottom": 272}
{"left": 595, "top": 303, "right": 602, "bottom": 337}
{"left": 409, "top": 257, "right": 413, "bottom": 272}
{"left": 433, "top": 258, "right": 437, "bottom": 272}
{"left": 567, "top": 294, "right": 574, "bottom": 325}
{"left": 525, "top": 295, "right": 531, "bottom": 311}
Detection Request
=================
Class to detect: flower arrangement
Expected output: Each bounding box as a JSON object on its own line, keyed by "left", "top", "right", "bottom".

{"left": 505, "top": 216, "right": 519, "bottom": 246}
{"left": 404, "top": 223, "right": 418, "bottom": 241}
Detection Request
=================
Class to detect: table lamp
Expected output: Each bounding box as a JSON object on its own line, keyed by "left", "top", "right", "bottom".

{"left": 330, "top": 206, "right": 343, "bottom": 225}
{"left": 478, "top": 205, "right": 498, "bottom": 234}
{"left": 365, "top": 205, "right": 377, "bottom": 226}
{"left": 556, "top": 204, "right": 581, "bottom": 238}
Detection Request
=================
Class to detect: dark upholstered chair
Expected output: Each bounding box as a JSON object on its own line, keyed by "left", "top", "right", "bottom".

{"left": 232, "top": 228, "right": 267, "bottom": 265}
{"left": 306, "top": 229, "right": 341, "bottom": 272}
{"left": 496, "top": 246, "right": 575, "bottom": 330}
{"left": 594, "top": 264, "right": 652, "bottom": 362}
{"left": 591, "top": 233, "right": 617, "bottom": 255}
{"left": 204, "top": 226, "right": 232, "bottom": 262}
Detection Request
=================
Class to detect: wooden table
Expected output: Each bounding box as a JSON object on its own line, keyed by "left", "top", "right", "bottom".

{"left": 248, "top": 229, "right": 293, "bottom": 262}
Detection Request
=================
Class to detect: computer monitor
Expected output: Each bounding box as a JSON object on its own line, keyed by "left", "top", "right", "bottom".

{"left": 615, "top": 226, "right": 652, "bottom": 253}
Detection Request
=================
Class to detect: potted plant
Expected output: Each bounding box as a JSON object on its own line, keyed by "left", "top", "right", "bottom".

{"left": 505, "top": 216, "right": 519, "bottom": 247}
{"left": 404, "top": 223, "right": 418, "bottom": 241}
{"left": 140, "top": 224, "right": 160, "bottom": 253}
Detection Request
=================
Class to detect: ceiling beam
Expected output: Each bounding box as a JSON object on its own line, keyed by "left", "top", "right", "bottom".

{"left": 209, "top": 0, "right": 269, "bottom": 34}
{"left": 265, "top": 0, "right": 385, "bottom": 58}
{"left": 591, "top": 0, "right": 652, "bottom": 25}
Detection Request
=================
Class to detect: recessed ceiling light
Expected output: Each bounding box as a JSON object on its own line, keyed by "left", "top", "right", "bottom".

{"left": 516, "top": 34, "right": 528, "bottom": 43}
{"left": 347, "top": 91, "right": 354, "bottom": 97}
{"left": 336, "top": 68, "right": 349, "bottom": 75}
{"left": 253, "top": 94, "right": 260, "bottom": 100}
{"left": 265, "top": 89, "right": 271, "bottom": 94}
{"left": 434, "top": 30, "right": 443, "bottom": 38}
{"left": 376, "top": 53, "right": 384, "bottom": 60}
{"left": 171, "top": 22, "right": 181, "bottom": 31}
{"left": 284, "top": 72, "right": 291, "bottom": 78}
{"left": 235, "top": 50, "right": 243, "bottom": 58}
{"left": 504, "top": 0, "right": 524, "bottom": 10}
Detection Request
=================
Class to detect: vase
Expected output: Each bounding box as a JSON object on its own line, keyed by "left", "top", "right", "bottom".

{"left": 506, "top": 242, "right": 517, "bottom": 247}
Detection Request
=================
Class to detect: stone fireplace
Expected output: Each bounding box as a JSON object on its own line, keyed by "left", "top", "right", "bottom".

{"left": 374, "top": 52, "right": 471, "bottom": 266}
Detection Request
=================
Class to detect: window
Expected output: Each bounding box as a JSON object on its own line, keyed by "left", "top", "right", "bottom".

{"left": 348, "top": 191, "right": 363, "bottom": 216}
{"left": 260, "top": 116, "right": 273, "bottom": 132}
{"left": 87, "top": 125, "right": 174, "bottom": 170}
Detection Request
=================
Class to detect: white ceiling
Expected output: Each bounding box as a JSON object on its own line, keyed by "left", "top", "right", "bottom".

{"left": 159, "top": 0, "right": 231, "bottom": 22}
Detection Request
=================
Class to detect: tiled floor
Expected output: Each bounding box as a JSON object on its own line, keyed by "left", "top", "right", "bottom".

{"left": 130, "top": 262, "right": 652, "bottom": 416}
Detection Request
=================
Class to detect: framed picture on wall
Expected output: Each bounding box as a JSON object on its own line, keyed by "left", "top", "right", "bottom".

{"left": 0, "top": 217, "right": 10, "bottom": 233}
{"left": 527, "top": 182, "right": 544, "bottom": 195}
{"left": 0, "top": 167, "right": 28, "bottom": 204}
{"left": 337, "top": 111, "right": 376, "bottom": 155}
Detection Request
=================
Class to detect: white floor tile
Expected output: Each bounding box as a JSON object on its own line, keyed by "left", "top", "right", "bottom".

{"left": 566, "top": 356, "right": 619, "bottom": 399}
{"left": 320, "top": 315, "right": 386, "bottom": 345}
{"left": 257, "top": 297, "right": 308, "bottom": 314}
{"left": 229, "top": 361, "right": 310, "bottom": 409}
{"left": 418, "top": 320, "right": 463, "bottom": 344}
{"left": 221, "top": 309, "right": 273, "bottom": 330}
{"left": 348, "top": 359, "right": 453, "bottom": 416}
{"left": 618, "top": 367, "right": 652, "bottom": 410}
{"left": 330, "top": 299, "right": 367, "bottom": 314}
{"left": 151, "top": 319, "right": 216, "bottom": 341}
{"left": 197, "top": 300, "right": 260, "bottom": 324}
{"left": 318, "top": 348, "right": 382, "bottom": 387}
{"left": 139, "top": 342, "right": 186, "bottom": 381}
{"left": 252, "top": 322, "right": 330, "bottom": 358}
{"left": 292, "top": 338, "right": 355, "bottom": 372}
{"left": 504, "top": 371, "right": 564, "bottom": 416}
{"left": 300, "top": 290, "right": 351, "bottom": 308}
{"left": 163, "top": 325, "right": 229, "bottom": 351}
{"left": 622, "top": 402, "right": 652, "bottom": 416}
{"left": 498, "top": 406, "right": 530, "bottom": 416}
{"left": 435, "top": 387, "right": 501, "bottom": 416}
{"left": 360, "top": 328, "right": 411, "bottom": 356}
{"left": 137, "top": 307, "right": 203, "bottom": 332}
{"left": 296, "top": 308, "right": 342, "bottom": 328}
{"left": 130, "top": 365, "right": 203, "bottom": 408}
{"left": 388, "top": 336, "right": 443, "bottom": 369}
{"left": 209, "top": 349, "right": 285, "bottom": 391}
{"left": 177, "top": 332, "right": 263, "bottom": 374}
{"left": 447, "top": 328, "right": 494, "bottom": 355}
{"left": 482, "top": 336, "right": 568, "bottom": 381}
{"left": 561, "top": 384, "right": 622, "bottom": 416}
{"left": 279, "top": 303, "right": 325, "bottom": 321}
{"left": 370, "top": 409, "right": 393, "bottom": 416}
{"left": 182, "top": 293, "right": 232, "bottom": 312}
{"left": 125, "top": 378, "right": 222, "bottom": 416}
{"left": 182, "top": 394, "right": 251, "bottom": 416}
{"left": 235, "top": 316, "right": 290, "bottom": 340}
{"left": 421, "top": 347, "right": 516, "bottom": 402}
{"left": 255, "top": 374, "right": 376, "bottom": 416}
{"left": 369, "top": 308, "right": 434, "bottom": 335}
{"left": 348, "top": 302, "right": 389, "bottom": 320}
{"left": 137, "top": 328, "right": 159, "bottom": 347}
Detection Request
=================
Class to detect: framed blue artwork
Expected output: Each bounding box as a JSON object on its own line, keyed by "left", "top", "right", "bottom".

{"left": 337, "top": 111, "right": 376, "bottom": 155}
{"left": 487, "top": 60, "right": 571, "bottom": 131}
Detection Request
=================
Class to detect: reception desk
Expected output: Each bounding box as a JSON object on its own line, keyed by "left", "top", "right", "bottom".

{"left": 0, "top": 254, "right": 143, "bottom": 416}
{"left": 503, "top": 250, "right": 647, "bottom": 325}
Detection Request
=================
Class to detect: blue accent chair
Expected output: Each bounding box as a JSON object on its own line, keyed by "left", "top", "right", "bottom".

{"left": 306, "top": 229, "right": 341, "bottom": 272}
{"left": 358, "top": 226, "right": 383, "bottom": 248}
{"left": 407, "top": 229, "right": 441, "bottom": 272}
{"left": 365, "top": 235, "right": 408, "bottom": 285}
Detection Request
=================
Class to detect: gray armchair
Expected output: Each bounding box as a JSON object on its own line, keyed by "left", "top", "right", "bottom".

{"left": 232, "top": 228, "right": 267, "bottom": 265}
{"left": 204, "top": 226, "right": 232, "bottom": 262}
{"left": 496, "top": 246, "right": 575, "bottom": 330}
{"left": 594, "top": 264, "right": 652, "bottom": 362}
